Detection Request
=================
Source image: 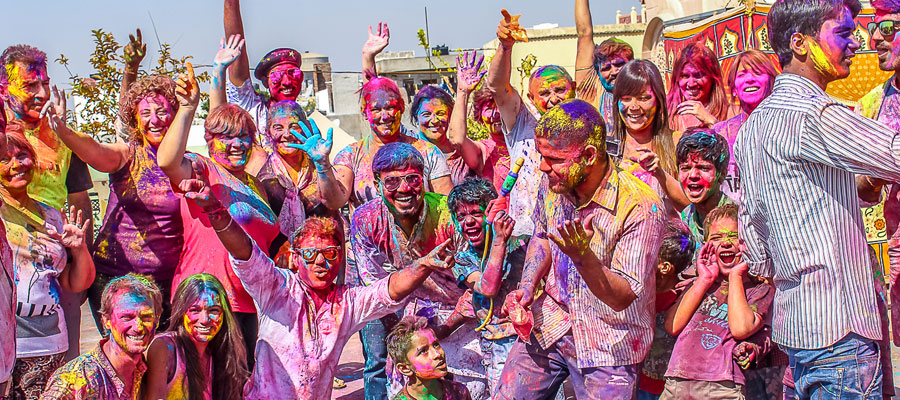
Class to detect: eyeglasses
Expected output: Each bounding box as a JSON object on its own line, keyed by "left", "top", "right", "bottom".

{"left": 291, "top": 246, "right": 341, "bottom": 263}
{"left": 599, "top": 58, "right": 628, "bottom": 72}
{"left": 380, "top": 173, "right": 423, "bottom": 192}
{"left": 869, "top": 20, "right": 900, "bottom": 38}
{"left": 268, "top": 68, "right": 303, "bottom": 83}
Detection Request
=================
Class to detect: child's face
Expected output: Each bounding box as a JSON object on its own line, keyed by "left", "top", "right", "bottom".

{"left": 707, "top": 217, "right": 742, "bottom": 275}
{"left": 454, "top": 202, "right": 487, "bottom": 248}
{"left": 678, "top": 152, "right": 722, "bottom": 204}
{"left": 403, "top": 329, "right": 448, "bottom": 380}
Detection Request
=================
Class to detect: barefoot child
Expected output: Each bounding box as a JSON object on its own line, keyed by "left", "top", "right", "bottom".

{"left": 387, "top": 316, "right": 472, "bottom": 400}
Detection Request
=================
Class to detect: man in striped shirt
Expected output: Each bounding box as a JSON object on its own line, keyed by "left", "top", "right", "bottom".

{"left": 494, "top": 99, "right": 665, "bottom": 399}
{"left": 735, "top": 0, "right": 900, "bottom": 397}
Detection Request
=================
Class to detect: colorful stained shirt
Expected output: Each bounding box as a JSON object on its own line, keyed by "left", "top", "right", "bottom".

{"left": 712, "top": 113, "right": 747, "bottom": 204}
{"left": 226, "top": 79, "right": 273, "bottom": 152}
{"left": 680, "top": 194, "right": 734, "bottom": 247}
{"left": 452, "top": 244, "right": 526, "bottom": 340}
{"left": 479, "top": 135, "right": 510, "bottom": 193}
{"left": 0, "top": 219, "right": 15, "bottom": 384}
{"left": 530, "top": 162, "right": 665, "bottom": 367}
{"left": 391, "top": 379, "right": 472, "bottom": 400}
{"left": 92, "top": 143, "right": 184, "bottom": 282}
{"left": 172, "top": 154, "right": 280, "bottom": 313}
{"left": 618, "top": 157, "right": 682, "bottom": 222}
{"left": 334, "top": 127, "right": 451, "bottom": 209}
{"left": 406, "top": 130, "right": 474, "bottom": 186}
{"left": 40, "top": 338, "right": 147, "bottom": 400}
{"left": 1, "top": 200, "right": 68, "bottom": 357}
{"left": 18, "top": 119, "right": 73, "bottom": 209}
{"left": 231, "top": 243, "right": 403, "bottom": 400}
{"left": 149, "top": 333, "right": 212, "bottom": 400}
{"left": 349, "top": 193, "right": 465, "bottom": 306}
{"left": 257, "top": 152, "right": 321, "bottom": 237}
{"left": 502, "top": 103, "right": 543, "bottom": 238}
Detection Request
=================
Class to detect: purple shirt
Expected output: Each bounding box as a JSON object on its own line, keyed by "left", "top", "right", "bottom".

{"left": 232, "top": 244, "right": 403, "bottom": 400}
{"left": 92, "top": 144, "right": 183, "bottom": 281}
{"left": 665, "top": 279, "right": 774, "bottom": 384}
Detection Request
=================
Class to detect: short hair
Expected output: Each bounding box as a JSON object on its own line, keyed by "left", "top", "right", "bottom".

{"left": 118, "top": 75, "right": 179, "bottom": 142}
{"left": 409, "top": 85, "right": 454, "bottom": 125}
{"left": 99, "top": 273, "right": 163, "bottom": 320}
{"left": 386, "top": 315, "right": 431, "bottom": 365}
{"left": 666, "top": 43, "right": 731, "bottom": 123}
{"left": 471, "top": 87, "right": 495, "bottom": 118}
{"left": 726, "top": 50, "right": 778, "bottom": 99}
{"left": 359, "top": 76, "right": 405, "bottom": 115}
{"left": 0, "top": 45, "right": 47, "bottom": 88}
{"left": 447, "top": 177, "right": 497, "bottom": 220}
{"left": 657, "top": 223, "right": 696, "bottom": 275}
{"left": 534, "top": 99, "right": 606, "bottom": 150}
{"left": 290, "top": 216, "right": 344, "bottom": 248}
{"left": 703, "top": 203, "right": 739, "bottom": 240}
{"left": 204, "top": 103, "right": 257, "bottom": 146}
{"left": 529, "top": 65, "right": 574, "bottom": 88}
{"left": 594, "top": 38, "right": 635, "bottom": 69}
{"left": 3, "top": 127, "right": 35, "bottom": 161}
{"left": 676, "top": 128, "right": 730, "bottom": 176}
{"left": 372, "top": 142, "right": 425, "bottom": 178}
{"left": 768, "top": 0, "right": 861, "bottom": 68}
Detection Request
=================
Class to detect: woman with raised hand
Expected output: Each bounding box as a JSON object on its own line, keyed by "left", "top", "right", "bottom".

{"left": 43, "top": 72, "right": 184, "bottom": 332}
{"left": 157, "top": 62, "right": 279, "bottom": 367}
{"left": 0, "top": 129, "right": 94, "bottom": 398}
{"left": 145, "top": 273, "right": 248, "bottom": 400}
{"left": 666, "top": 43, "right": 738, "bottom": 132}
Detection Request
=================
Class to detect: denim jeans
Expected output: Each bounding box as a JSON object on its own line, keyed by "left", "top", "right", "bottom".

{"left": 481, "top": 335, "right": 517, "bottom": 394}
{"left": 360, "top": 315, "right": 397, "bottom": 400}
{"left": 784, "top": 333, "right": 882, "bottom": 399}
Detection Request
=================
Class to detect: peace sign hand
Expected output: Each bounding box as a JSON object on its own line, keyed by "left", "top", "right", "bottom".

{"left": 123, "top": 29, "right": 146, "bottom": 70}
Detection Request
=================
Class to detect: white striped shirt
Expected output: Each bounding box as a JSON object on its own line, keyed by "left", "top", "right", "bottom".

{"left": 734, "top": 73, "right": 900, "bottom": 349}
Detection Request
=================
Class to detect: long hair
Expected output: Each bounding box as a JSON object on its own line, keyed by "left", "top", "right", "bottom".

{"left": 612, "top": 60, "right": 677, "bottom": 177}
{"left": 666, "top": 43, "right": 730, "bottom": 122}
{"left": 167, "top": 274, "right": 248, "bottom": 400}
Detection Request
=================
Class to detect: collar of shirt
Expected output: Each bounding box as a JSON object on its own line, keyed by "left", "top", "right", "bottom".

{"left": 773, "top": 73, "right": 828, "bottom": 98}
{"left": 95, "top": 337, "right": 147, "bottom": 398}
{"left": 578, "top": 157, "right": 618, "bottom": 212}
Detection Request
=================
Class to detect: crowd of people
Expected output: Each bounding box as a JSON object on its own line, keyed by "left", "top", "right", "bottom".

{"left": 0, "top": 0, "right": 897, "bottom": 398}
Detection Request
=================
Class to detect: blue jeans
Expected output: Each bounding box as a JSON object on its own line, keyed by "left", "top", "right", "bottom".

{"left": 481, "top": 335, "right": 517, "bottom": 394}
{"left": 784, "top": 333, "right": 882, "bottom": 399}
{"left": 636, "top": 389, "right": 661, "bottom": 400}
{"left": 360, "top": 316, "right": 392, "bottom": 400}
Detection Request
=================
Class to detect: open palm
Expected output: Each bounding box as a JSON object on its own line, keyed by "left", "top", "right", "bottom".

{"left": 456, "top": 51, "right": 486, "bottom": 94}
{"left": 214, "top": 34, "right": 245, "bottom": 68}
{"left": 363, "top": 22, "right": 390, "bottom": 55}
{"left": 47, "top": 206, "right": 89, "bottom": 249}
{"left": 287, "top": 119, "right": 333, "bottom": 165}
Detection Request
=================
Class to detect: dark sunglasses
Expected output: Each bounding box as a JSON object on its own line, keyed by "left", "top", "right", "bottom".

{"left": 869, "top": 20, "right": 900, "bottom": 37}
{"left": 380, "top": 173, "right": 423, "bottom": 192}
{"left": 292, "top": 246, "right": 341, "bottom": 263}
{"left": 268, "top": 68, "right": 303, "bottom": 83}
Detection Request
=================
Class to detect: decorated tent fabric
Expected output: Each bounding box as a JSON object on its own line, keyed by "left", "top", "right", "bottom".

{"left": 660, "top": 4, "right": 892, "bottom": 106}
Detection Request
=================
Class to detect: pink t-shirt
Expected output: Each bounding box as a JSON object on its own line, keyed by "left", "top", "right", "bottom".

{"left": 172, "top": 154, "right": 279, "bottom": 313}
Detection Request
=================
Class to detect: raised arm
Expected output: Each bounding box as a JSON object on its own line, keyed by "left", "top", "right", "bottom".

{"left": 362, "top": 22, "right": 390, "bottom": 82}
{"left": 53, "top": 206, "right": 95, "bottom": 293}
{"left": 44, "top": 85, "right": 129, "bottom": 173}
{"left": 180, "top": 172, "right": 253, "bottom": 261}
{"left": 665, "top": 242, "right": 718, "bottom": 335}
{"left": 210, "top": 35, "right": 246, "bottom": 111}
{"left": 486, "top": 9, "right": 524, "bottom": 130}
{"left": 119, "top": 29, "right": 146, "bottom": 105}
{"left": 224, "top": 0, "right": 251, "bottom": 87}
{"left": 157, "top": 63, "right": 199, "bottom": 186}
{"left": 473, "top": 211, "right": 515, "bottom": 297}
{"left": 449, "top": 51, "right": 488, "bottom": 175}
{"left": 286, "top": 118, "right": 350, "bottom": 210}
{"left": 574, "top": 0, "right": 596, "bottom": 89}
{"left": 388, "top": 239, "right": 454, "bottom": 301}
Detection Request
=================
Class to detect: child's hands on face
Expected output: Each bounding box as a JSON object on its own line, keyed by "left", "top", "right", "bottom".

{"left": 732, "top": 341, "right": 760, "bottom": 369}
{"left": 696, "top": 241, "right": 720, "bottom": 286}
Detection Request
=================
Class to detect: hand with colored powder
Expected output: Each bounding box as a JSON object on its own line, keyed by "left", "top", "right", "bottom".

{"left": 362, "top": 22, "right": 390, "bottom": 58}
{"left": 175, "top": 62, "right": 200, "bottom": 110}
{"left": 548, "top": 214, "right": 596, "bottom": 265}
{"left": 675, "top": 100, "right": 716, "bottom": 127}
{"left": 46, "top": 205, "right": 91, "bottom": 250}
{"left": 484, "top": 196, "right": 509, "bottom": 225}
{"left": 491, "top": 210, "right": 516, "bottom": 244}
{"left": 414, "top": 239, "right": 456, "bottom": 272}
{"left": 42, "top": 85, "right": 69, "bottom": 133}
{"left": 286, "top": 118, "right": 334, "bottom": 167}
{"left": 629, "top": 147, "right": 663, "bottom": 179}
{"left": 497, "top": 9, "right": 528, "bottom": 47}
{"left": 456, "top": 51, "right": 486, "bottom": 95}
{"left": 732, "top": 341, "right": 760, "bottom": 369}
{"left": 213, "top": 34, "right": 245, "bottom": 72}
{"left": 696, "top": 241, "right": 719, "bottom": 286}
{"left": 180, "top": 160, "right": 222, "bottom": 212}
{"left": 501, "top": 289, "right": 534, "bottom": 341}
{"left": 123, "top": 29, "right": 146, "bottom": 72}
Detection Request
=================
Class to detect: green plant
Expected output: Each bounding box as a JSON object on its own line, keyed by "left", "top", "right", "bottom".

{"left": 57, "top": 29, "right": 210, "bottom": 143}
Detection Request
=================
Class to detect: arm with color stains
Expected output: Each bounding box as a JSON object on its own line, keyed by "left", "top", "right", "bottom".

{"left": 223, "top": 0, "right": 252, "bottom": 87}
{"left": 727, "top": 262, "right": 765, "bottom": 340}
{"left": 180, "top": 174, "right": 253, "bottom": 261}
{"left": 665, "top": 242, "right": 718, "bottom": 335}
{"left": 502, "top": 233, "right": 551, "bottom": 313}
{"left": 388, "top": 239, "right": 454, "bottom": 301}
{"left": 158, "top": 63, "right": 200, "bottom": 186}
{"left": 574, "top": 0, "right": 596, "bottom": 90}
{"left": 119, "top": 29, "right": 146, "bottom": 106}
{"left": 473, "top": 209, "right": 515, "bottom": 298}
{"left": 54, "top": 206, "right": 95, "bottom": 293}
{"left": 144, "top": 336, "right": 176, "bottom": 400}
{"left": 449, "top": 51, "right": 489, "bottom": 175}
{"left": 362, "top": 22, "right": 390, "bottom": 81}
{"left": 286, "top": 119, "right": 350, "bottom": 210}
{"left": 486, "top": 10, "right": 523, "bottom": 130}
{"left": 210, "top": 35, "right": 246, "bottom": 112}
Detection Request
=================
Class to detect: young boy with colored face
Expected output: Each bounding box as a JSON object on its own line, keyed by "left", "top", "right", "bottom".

{"left": 676, "top": 128, "right": 733, "bottom": 246}
{"left": 387, "top": 316, "right": 472, "bottom": 400}
{"left": 661, "top": 204, "right": 774, "bottom": 399}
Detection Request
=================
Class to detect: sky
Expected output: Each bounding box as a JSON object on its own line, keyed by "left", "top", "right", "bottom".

{"left": 0, "top": 0, "right": 641, "bottom": 86}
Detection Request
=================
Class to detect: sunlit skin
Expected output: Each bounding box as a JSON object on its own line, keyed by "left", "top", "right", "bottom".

{"left": 136, "top": 94, "right": 175, "bottom": 147}
{"left": 479, "top": 101, "right": 503, "bottom": 136}
{"left": 269, "top": 110, "right": 304, "bottom": 159}
{"left": 104, "top": 292, "right": 158, "bottom": 355}
{"left": 732, "top": 65, "right": 773, "bottom": 114}
{"left": 208, "top": 131, "right": 251, "bottom": 172}
{"left": 536, "top": 136, "right": 588, "bottom": 194}
{"left": 364, "top": 89, "right": 404, "bottom": 140}
{"left": 677, "top": 63, "right": 712, "bottom": 103}
{"left": 873, "top": 11, "right": 900, "bottom": 73}
{"left": 454, "top": 202, "right": 487, "bottom": 248}
{"left": 3, "top": 61, "right": 50, "bottom": 123}
{"left": 401, "top": 329, "right": 448, "bottom": 380}
{"left": 618, "top": 84, "right": 657, "bottom": 134}
{"left": 0, "top": 142, "right": 34, "bottom": 194}
{"left": 677, "top": 153, "right": 722, "bottom": 204}
{"left": 378, "top": 166, "right": 425, "bottom": 219}
{"left": 599, "top": 55, "right": 629, "bottom": 89}
{"left": 291, "top": 234, "right": 343, "bottom": 291}
{"left": 266, "top": 63, "right": 303, "bottom": 102}
{"left": 527, "top": 71, "right": 576, "bottom": 115}
{"left": 707, "top": 217, "right": 742, "bottom": 276}
{"left": 808, "top": 8, "right": 859, "bottom": 81}
{"left": 416, "top": 99, "right": 451, "bottom": 144}
{"left": 182, "top": 291, "right": 224, "bottom": 344}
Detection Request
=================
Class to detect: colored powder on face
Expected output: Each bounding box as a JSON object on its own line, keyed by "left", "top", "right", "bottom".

{"left": 809, "top": 41, "right": 839, "bottom": 77}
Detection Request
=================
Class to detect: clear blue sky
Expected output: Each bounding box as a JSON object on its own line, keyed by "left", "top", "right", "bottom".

{"left": 0, "top": 0, "right": 640, "bottom": 85}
